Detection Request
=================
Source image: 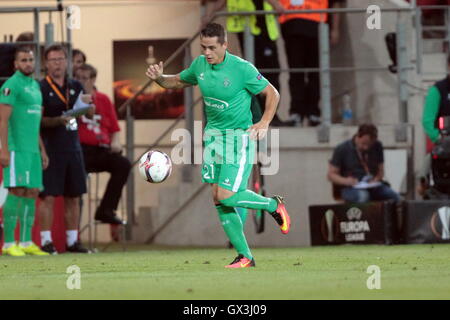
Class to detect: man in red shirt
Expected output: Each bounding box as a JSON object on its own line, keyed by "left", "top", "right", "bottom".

{"left": 75, "top": 64, "right": 130, "bottom": 224}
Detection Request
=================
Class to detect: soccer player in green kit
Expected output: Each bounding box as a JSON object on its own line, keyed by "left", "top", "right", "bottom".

{"left": 0, "top": 47, "right": 49, "bottom": 256}
{"left": 146, "top": 23, "right": 290, "bottom": 268}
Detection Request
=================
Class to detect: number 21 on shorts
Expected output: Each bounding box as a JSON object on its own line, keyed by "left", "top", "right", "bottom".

{"left": 203, "top": 164, "right": 215, "bottom": 180}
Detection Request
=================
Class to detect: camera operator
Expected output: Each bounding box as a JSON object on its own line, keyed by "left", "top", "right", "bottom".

{"left": 423, "top": 55, "right": 450, "bottom": 144}
{"left": 420, "top": 55, "right": 450, "bottom": 199}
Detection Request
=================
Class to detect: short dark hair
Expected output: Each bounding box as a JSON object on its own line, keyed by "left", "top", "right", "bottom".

{"left": 14, "top": 46, "right": 33, "bottom": 60}
{"left": 356, "top": 123, "right": 378, "bottom": 140}
{"left": 200, "top": 23, "right": 227, "bottom": 44}
{"left": 44, "top": 44, "right": 67, "bottom": 60}
{"left": 73, "top": 49, "right": 87, "bottom": 62}
{"left": 76, "top": 63, "right": 97, "bottom": 78}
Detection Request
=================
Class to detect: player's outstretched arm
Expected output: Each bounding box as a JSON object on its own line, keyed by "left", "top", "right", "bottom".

{"left": 146, "top": 61, "right": 192, "bottom": 89}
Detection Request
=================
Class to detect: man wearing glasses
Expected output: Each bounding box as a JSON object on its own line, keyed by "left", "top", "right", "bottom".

{"left": 38, "top": 44, "right": 92, "bottom": 254}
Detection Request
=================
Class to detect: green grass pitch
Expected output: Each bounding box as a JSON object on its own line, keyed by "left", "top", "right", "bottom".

{"left": 0, "top": 244, "right": 449, "bottom": 300}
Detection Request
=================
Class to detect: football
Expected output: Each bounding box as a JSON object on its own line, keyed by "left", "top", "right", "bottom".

{"left": 138, "top": 150, "right": 172, "bottom": 183}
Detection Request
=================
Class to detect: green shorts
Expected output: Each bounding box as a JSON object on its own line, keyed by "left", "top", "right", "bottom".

{"left": 202, "top": 130, "right": 255, "bottom": 192}
{"left": 3, "top": 150, "right": 43, "bottom": 189}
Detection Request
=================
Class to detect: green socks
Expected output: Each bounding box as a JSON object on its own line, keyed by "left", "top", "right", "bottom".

{"left": 19, "top": 197, "right": 36, "bottom": 244}
{"left": 2, "top": 194, "right": 22, "bottom": 244}
{"left": 235, "top": 207, "right": 248, "bottom": 226}
{"left": 220, "top": 190, "right": 278, "bottom": 212}
{"left": 2, "top": 195, "right": 36, "bottom": 245}
{"left": 216, "top": 205, "right": 252, "bottom": 260}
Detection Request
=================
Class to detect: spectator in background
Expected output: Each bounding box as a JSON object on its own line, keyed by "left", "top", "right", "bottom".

{"left": 327, "top": 124, "right": 400, "bottom": 203}
{"left": 201, "top": 0, "right": 295, "bottom": 126}
{"left": 418, "top": 55, "right": 450, "bottom": 199}
{"left": 0, "top": 32, "right": 34, "bottom": 87}
{"left": 423, "top": 55, "right": 450, "bottom": 145}
{"left": 0, "top": 47, "right": 49, "bottom": 256}
{"left": 75, "top": 64, "right": 129, "bottom": 225}
{"left": 39, "top": 44, "right": 92, "bottom": 254}
{"left": 278, "top": 0, "right": 345, "bottom": 126}
{"left": 72, "top": 48, "right": 87, "bottom": 75}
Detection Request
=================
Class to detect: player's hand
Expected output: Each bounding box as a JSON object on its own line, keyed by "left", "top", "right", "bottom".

{"left": 0, "top": 149, "right": 10, "bottom": 168}
{"left": 247, "top": 120, "right": 269, "bottom": 140}
{"left": 41, "top": 151, "right": 49, "bottom": 170}
{"left": 146, "top": 61, "right": 164, "bottom": 81}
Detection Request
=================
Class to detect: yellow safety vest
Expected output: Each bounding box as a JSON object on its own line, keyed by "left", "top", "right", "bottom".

{"left": 226, "top": 0, "right": 279, "bottom": 41}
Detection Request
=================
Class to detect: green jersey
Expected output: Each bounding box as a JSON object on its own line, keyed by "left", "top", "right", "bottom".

{"left": 423, "top": 85, "right": 441, "bottom": 143}
{"left": 180, "top": 51, "right": 269, "bottom": 131}
{"left": 0, "top": 71, "right": 42, "bottom": 152}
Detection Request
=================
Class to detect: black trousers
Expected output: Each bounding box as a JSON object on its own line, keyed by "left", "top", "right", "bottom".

{"left": 281, "top": 28, "right": 321, "bottom": 119}
{"left": 81, "top": 144, "right": 131, "bottom": 213}
{"left": 237, "top": 32, "right": 281, "bottom": 120}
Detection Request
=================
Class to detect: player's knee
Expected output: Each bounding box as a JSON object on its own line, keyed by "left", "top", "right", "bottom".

{"left": 217, "top": 189, "right": 236, "bottom": 205}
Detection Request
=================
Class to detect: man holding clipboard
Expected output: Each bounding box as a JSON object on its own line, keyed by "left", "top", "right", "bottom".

{"left": 38, "top": 44, "right": 92, "bottom": 254}
{"left": 327, "top": 124, "right": 400, "bottom": 203}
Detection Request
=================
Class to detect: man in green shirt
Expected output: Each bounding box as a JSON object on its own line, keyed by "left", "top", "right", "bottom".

{"left": 0, "top": 47, "right": 49, "bottom": 256}
{"left": 146, "top": 23, "right": 291, "bottom": 268}
{"left": 423, "top": 55, "right": 450, "bottom": 143}
{"left": 419, "top": 55, "right": 450, "bottom": 198}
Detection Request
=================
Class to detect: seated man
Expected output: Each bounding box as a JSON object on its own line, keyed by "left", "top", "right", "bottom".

{"left": 327, "top": 123, "right": 400, "bottom": 203}
{"left": 75, "top": 63, "right": 131, "bottom": 224}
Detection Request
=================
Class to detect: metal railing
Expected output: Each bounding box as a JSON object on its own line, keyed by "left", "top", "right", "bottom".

{"left": 0, "top": 6, "right": 73, "bottom": 81}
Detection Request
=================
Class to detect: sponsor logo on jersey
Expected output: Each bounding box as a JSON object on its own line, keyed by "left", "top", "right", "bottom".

{"left": 199, "top": 72, "right": 204, "bottom": 81}
{"left": 256, "top": 74, "right": 262, "bottom": 80}
{"left": 204, "top": 97, "right": 229, "bottom": 110}
{"left": 2, "top": 88, "right": 11, "bottom": 96}
{"left": 223, "top": 178, "right": 231, "bottom": 186}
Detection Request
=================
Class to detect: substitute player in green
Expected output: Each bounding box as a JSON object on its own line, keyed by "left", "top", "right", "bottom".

{"left": 146, "top": 23, "right": 291, "bottom": 268}
{"left": 0, "top": 47, "right": 49, "bottom": 256}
